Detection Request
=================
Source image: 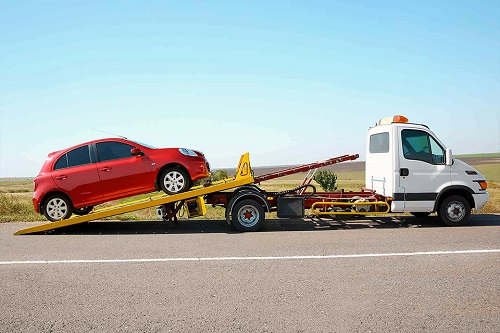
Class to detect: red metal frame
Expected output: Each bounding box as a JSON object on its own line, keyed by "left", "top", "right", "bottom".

{"left": 253, "top": 154, "right": 359, "bottom": 183}
{"left": 205, "top": 153, "right": 393, "bottom": 213}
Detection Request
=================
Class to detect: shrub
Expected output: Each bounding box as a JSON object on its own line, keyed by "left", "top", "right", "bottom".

{"left": 194, "top": 169, "right": 230, "bottom": 186}
{"left": 210, "top": 169, "right": 229, "bottom": 182}
{"left": 313, "top": 169, "right": 338, "bottom": 191}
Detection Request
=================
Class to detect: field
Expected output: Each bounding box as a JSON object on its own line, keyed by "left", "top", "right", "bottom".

{"left": 1, "top": 156, "right": 498, "bottom": 222}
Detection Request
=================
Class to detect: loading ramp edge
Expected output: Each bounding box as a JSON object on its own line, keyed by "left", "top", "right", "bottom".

{"left": 14, "top": 153, "right": 254, "bottom": 235}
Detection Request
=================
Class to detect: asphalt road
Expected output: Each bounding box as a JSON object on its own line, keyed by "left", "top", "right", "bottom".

{"left": 1, "top": 214, "right": 499, "bottom": 333}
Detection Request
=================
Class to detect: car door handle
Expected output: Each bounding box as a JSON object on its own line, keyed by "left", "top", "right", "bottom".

{"left": 56, "top": 175, "right": 67, "bottom": 180}
{"left": 99, "top": 167, "right": 111, "bottom": 172}
{"left": 400, "top": 168, "right": 409, "bottom": 177}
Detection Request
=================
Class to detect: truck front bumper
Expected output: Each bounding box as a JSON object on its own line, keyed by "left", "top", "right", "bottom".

{"left": 472, "top": 192, "right": 490, "bottom": 211}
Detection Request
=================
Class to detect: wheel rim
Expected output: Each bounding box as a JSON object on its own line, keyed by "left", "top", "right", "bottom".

{"left": 237, "top": 205, "right": 260, "bottom": 228}
{"left": 46, "top": 198, "right": 68, "bottom": 220}
{"left": 446, "top": 201, "right": 466, "bottom": 222}
{"left": 163, "top": 171, "right": 185, "bottom": 193}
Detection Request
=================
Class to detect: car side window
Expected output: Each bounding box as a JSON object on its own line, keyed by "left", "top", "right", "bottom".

{"left": 54, "top": 155, "right": 68, "bottom": 170}
{"left": 402, "top": 129, "right": 444, "bottom": 165}
{"left": 96, "top": 141, "right": 135, "bottom": 162}
{"left": 54, "top": 145, "right": 92, "bottom": 170}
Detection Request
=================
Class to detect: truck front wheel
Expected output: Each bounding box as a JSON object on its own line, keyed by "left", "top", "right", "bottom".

{"left": 438, "top": 195, "right": 471, "bottom": 226}
{"left": 231, "top": 199, "right": 264, "bottom": 232}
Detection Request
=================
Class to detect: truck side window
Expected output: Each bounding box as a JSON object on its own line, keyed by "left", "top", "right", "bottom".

{"left": 369, "top": 132, "right": 389, "bottom": 153}
{"left": 402, "top": 130, "right": 444, "bottom": 165}
{"left": 429, "top": 136, "right": 445, "bottom": 164}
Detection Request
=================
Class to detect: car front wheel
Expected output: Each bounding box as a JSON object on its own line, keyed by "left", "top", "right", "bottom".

{"left": 43, "top": 194, "right": 73, "bottom": 222}
{"left": 160, "top": 167, "right": 190, "bottom": 195}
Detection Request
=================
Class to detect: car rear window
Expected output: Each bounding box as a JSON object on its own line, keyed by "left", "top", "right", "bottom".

{"left": 54, "top": 145, "right": 92, "bottom": 170}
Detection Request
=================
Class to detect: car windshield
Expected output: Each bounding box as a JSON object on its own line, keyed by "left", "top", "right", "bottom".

{"left": 129, "top": 140, "right": 157, "bottom": 149}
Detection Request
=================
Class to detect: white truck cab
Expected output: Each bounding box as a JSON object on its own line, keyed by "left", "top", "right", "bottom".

{"left": 366, "top": 115, "right": 489, "bottom": 226}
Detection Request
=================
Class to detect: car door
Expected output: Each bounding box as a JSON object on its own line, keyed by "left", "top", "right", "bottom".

{"left": 51, "top": 145, "right": 102, "bottom": 207}
{"left": 398, "top": 129, "right": 451, "bottom": 211}
{"left": 95, "top": 141, "right": 153, "bottom": 200}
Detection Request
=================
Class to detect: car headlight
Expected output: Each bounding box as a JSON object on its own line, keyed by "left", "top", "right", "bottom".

{"left": 179, "top": 148, "right": 199, "bottom": 157}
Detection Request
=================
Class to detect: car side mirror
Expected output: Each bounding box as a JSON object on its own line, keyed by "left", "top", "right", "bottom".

{"left": 445, "top": 148, "right": 453, "bottom": 166}
{"left": 131, "top": 148, "right": 144, "bottom": 157}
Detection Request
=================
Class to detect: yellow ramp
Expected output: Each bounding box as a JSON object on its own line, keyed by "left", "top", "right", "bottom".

{"left": 15, "top": 153, "right": 254, "bottom": 235}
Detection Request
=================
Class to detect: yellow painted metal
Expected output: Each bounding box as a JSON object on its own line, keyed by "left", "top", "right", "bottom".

{"left": 15, "top": 153, "right": 254, "bottom": 235}
{"left": 311, "top": 201, "right": 390, "bottom": 215}
{"left": 184, "top": 196, "right": 207, "bottom": 218}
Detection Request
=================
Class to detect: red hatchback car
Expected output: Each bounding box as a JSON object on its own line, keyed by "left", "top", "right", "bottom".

{"left": 33, "top": 138, "right": 210, "bottom": 221}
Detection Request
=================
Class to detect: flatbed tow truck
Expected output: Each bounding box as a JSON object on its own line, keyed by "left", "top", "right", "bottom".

{"left": 15, "top": 115, "right": 489, "bottom": 235}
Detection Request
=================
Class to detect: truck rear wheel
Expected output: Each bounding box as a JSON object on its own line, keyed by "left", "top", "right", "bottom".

{"left": 438, "top": 195, "right": 471, "bottom": 226}
{"left": 231, "top": 199, "right": 264, "bottom": 232}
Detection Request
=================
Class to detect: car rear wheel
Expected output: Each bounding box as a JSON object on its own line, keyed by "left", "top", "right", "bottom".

{"left": 160, "top": 167, "right": 190, "bottom": 195}
{"left": 73, "top": 206, "right": 94, "bottom": 216}
{"left": 43, "top": 194, "right": 73, "bottom": 222}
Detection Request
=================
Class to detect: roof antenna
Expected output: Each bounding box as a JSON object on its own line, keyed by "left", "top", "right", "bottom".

{"left": 91, "top": 129, "right": 127, "bottom": 139}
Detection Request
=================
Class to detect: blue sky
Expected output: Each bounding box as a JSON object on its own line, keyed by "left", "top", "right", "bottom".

{"left": 1, "top": 0, "right": 499, "bottom": 177}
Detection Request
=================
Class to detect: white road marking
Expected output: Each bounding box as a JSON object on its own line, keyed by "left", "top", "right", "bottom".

{"left": 1, "top": 249, "right": 499, "bottom": 265}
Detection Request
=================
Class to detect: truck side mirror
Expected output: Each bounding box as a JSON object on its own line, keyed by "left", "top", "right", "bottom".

{"left": 445, "top": 148, "right": 453, "bottom": 166}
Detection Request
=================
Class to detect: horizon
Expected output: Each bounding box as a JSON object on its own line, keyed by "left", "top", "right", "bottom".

{"left": 2, "top": 152, "right": 498, "bottom": 179}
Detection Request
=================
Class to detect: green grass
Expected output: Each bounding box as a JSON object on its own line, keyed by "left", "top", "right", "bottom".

{"left": 474, "top": 164, "right": 500, "bottom": 183}
{"left": 0, "top": 193, "right": 45, "bottom": 222}
{"left": 456, "top": 152, "right": 500, "bottom": 158}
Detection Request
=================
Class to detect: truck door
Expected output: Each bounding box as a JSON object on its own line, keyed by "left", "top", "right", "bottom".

{"left": 397, "top": 129, "right": 451, "bottom": 212}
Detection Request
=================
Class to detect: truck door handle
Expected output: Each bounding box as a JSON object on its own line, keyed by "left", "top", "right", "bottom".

{"left": 56, "top": 175, "right": 67, "bottom": 180}
{"left": 99, "top": 167, "right": 111, "bottom": 172}
{"left": 400, "top": 168, "right": 409, "bottom": 177}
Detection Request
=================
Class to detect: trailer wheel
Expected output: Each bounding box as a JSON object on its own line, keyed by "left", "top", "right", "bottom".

{"left": 43, "top": 194, "right": 73, "bottom": 222}
{"left": 438, "top": 195, "right": 471, "bottom": 226}
{"left": 160, "top": 167, "right": 190, "bottom": 195}
{"left": 231, "top": 199, "right": 264, "bottom": 232}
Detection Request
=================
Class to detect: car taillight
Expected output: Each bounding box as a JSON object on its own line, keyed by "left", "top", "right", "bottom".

{"left": 33, "top": 180, "right": 38, "bottom": 191}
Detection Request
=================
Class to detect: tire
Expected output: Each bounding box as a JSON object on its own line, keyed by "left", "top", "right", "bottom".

{"left": 159, "top": 167, "right": 190, "bottom": 195}
{"left": 43, "top": 194, "right": 73, "bottom": 222}
{"left": 231, "top": 199, "right": 265, "bottom": 232}
{"left": 410, "top": 212, "right": 430, "bottom": 218}
{"left": 73, "top": 206, "right": 94, "bottom": 216}
{"left": 438, "top": 195, "right": 471, "bottom": 226}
